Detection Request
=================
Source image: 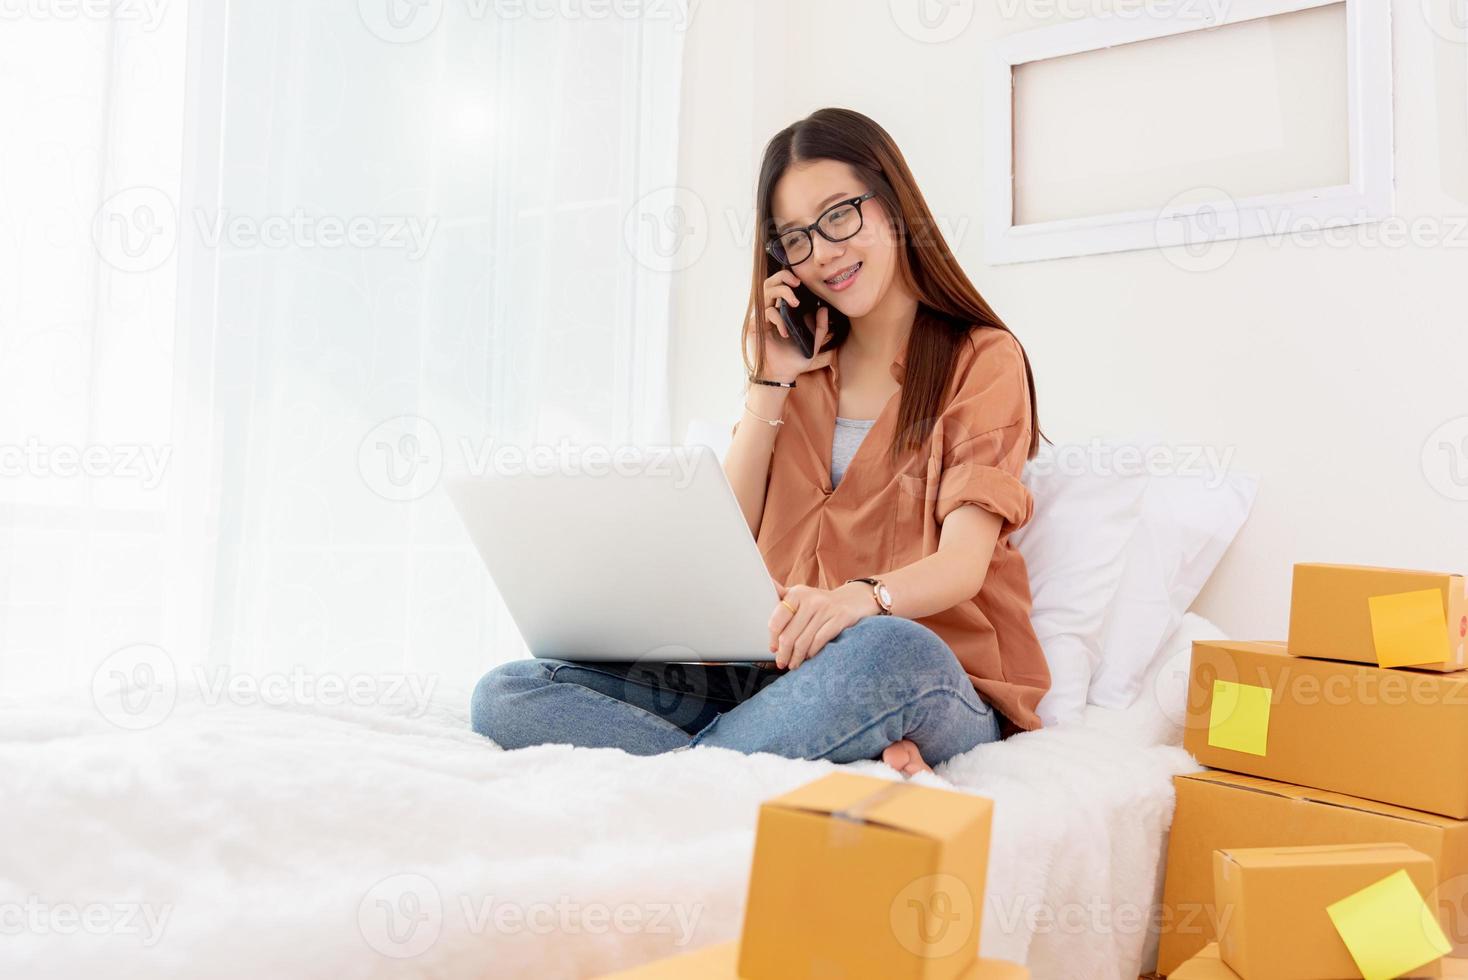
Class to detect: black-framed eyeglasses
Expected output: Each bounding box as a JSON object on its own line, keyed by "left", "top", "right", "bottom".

{"left": 765, "top": 191, "right": 877, "bottom": 266}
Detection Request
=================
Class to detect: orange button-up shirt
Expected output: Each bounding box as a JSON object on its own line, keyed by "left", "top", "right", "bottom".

{"left": 738, "top": 325, "right": 1050, "bottom": 734}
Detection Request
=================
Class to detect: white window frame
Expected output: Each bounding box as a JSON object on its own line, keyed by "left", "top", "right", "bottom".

{"left": 983, "top": 0, "right": 1393, "bottom": 265}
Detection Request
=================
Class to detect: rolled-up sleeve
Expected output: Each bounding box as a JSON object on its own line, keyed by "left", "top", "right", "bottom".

{"left": 933, "top": 332, "right": 1034, "bottom": 535}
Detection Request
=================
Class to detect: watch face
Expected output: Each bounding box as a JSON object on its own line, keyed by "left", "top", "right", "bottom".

{"left": 876, "top": 583, "right": 892, "bottom": 608}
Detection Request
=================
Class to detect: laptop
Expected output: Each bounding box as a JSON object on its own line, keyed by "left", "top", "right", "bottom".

{"left": 445, "top": 444, "right": 779, "bottom": 662}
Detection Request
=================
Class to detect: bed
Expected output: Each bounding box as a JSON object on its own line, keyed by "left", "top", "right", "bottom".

{"left": 0, "top": 614, "right": 1219, "bottom": 980}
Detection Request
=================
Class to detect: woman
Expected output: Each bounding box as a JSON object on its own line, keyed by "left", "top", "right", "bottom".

{"left": 472, "top": 107, "right": 1049, "bottom": 776}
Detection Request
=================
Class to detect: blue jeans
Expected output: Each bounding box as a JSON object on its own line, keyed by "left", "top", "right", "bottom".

{"left": 470, "top": 616, "right": 1002, "bottom": 766}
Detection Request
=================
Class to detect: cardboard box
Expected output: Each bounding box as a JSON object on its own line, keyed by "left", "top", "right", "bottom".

{"left": 1183, "top": 639, "right": 1468, "bottom": 818}
{"left": 1157, "top": 771, "right": 1468, "bottom": 974}
{"left": 1289, "top": 563, "right": 1468, "bottom": 672}
{"left": 1164, "top": 943, "right": 1468, "bottom": 980}
{"left": 593, "top": 941, "right": 1030, "bottom": 978}
{"left": 1213, "top": 843, "right": 1442, "bottom": 978}
{"left": 594, "top": 941, "right": 743, "bottom": 978}
{"left": 738, "top": 772, "right": 992, "bottom": 980}
{"left": 1168, "top": 944, "right": 1240, "bottom": 980}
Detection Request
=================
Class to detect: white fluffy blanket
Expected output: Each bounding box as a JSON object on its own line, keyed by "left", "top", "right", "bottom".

{"left": 0, "top": 619, "right": 1218, "bottom": 980}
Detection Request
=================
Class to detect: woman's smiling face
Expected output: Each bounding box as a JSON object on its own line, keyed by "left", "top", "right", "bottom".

{"left": 770, "top": 158, "right": 897, "bottom": 320}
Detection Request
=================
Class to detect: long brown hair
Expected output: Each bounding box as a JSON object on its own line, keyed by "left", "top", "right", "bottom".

{"left": 740, "top": 107, "right": 1042, "bottom": 466}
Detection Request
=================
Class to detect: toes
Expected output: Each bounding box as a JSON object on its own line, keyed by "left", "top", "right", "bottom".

{"left": 896, "top": 740, "right": 932, "bottom": 775}
{"left": 882, "top": 742, "right": 910, "bottom": 771}
{"left": 883, "top": 739, "right": 934, "bottom": 777}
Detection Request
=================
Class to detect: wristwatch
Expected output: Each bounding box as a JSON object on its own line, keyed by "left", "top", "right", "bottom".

{"left": 846, "top": 577, "right": 893, "bottom": 616}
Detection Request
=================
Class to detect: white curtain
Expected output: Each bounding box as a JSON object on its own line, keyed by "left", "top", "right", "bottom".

{"left": 0, "top": 1, "right": 686, "bottom": 696}
{"left": 0, "top": 2, "right": 192, "bottom": 693}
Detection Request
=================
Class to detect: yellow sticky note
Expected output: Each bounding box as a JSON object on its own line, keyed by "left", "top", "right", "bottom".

{"left": 1327, "top": 869, "right": 1451, "bottom": 980}
{"left": 1207, "top": 680, "right": 1271, "bottom": 756}
{"left": 1369, "top": 589, "right": 1451, "bottom": 668}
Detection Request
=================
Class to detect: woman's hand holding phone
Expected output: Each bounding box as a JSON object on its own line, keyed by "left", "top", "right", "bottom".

{"left": 760, "top": 269, "right": 834, "bottom": 383}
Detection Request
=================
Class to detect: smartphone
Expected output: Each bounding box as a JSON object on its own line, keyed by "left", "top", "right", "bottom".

{"left": 776, "top": 277, "right": 827, "bottom": 359}
{"left": 776, "top": 294, "right": 817, "bottom": 359}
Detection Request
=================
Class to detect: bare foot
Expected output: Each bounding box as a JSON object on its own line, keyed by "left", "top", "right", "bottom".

{"left": 882, "top": 739, "right": 932, "bottom": 777}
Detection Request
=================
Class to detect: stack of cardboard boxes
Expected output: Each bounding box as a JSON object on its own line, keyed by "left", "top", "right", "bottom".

{"left": 600, "top": 771, "right": 1027, "bottom": 979}
{"left": 1159, "top": 563, "right": 1468, "bottom": 978}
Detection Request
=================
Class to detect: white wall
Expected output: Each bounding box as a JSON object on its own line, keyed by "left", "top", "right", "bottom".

{"left": 672, "top": 1, "right": 1468, "bottom": 640}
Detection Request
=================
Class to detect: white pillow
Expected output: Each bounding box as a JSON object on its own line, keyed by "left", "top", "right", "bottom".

{"left": 1087, "top": 444, "right": 1258, "bottom": 710}
{"left": 1081, "top": 612, "right": 1229, "bottom": 747}
{"left": 1011, "top": 445, "right": 1149, "bottom": 728}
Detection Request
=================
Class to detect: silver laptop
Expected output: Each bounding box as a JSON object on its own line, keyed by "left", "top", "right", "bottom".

{"left": 445, "top": 444, "right": 779, "bottom": 662}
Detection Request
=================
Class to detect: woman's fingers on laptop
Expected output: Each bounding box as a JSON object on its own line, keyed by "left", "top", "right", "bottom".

{"left": 772, "top": 585, "right": 817, "bottom": 668}
{"left": 788, "top": 617, "right": 822, "bottom": 670}
{"left": 772, "top": 585, "right": 858, "bottom": 669}
{"left": 778, "top": 586, "right": 852, "bottom": 670}
{"left": 789, "top": 605, "right": 842, "bottom": 669}
{"left": 805, "top": 619, "right": 843, "bottom": 664}
{"left": 782, "top": 584, "right": 872, "bottom": 668}
{"left": 767, "top": 585, "right": 794, "bottom": 654}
